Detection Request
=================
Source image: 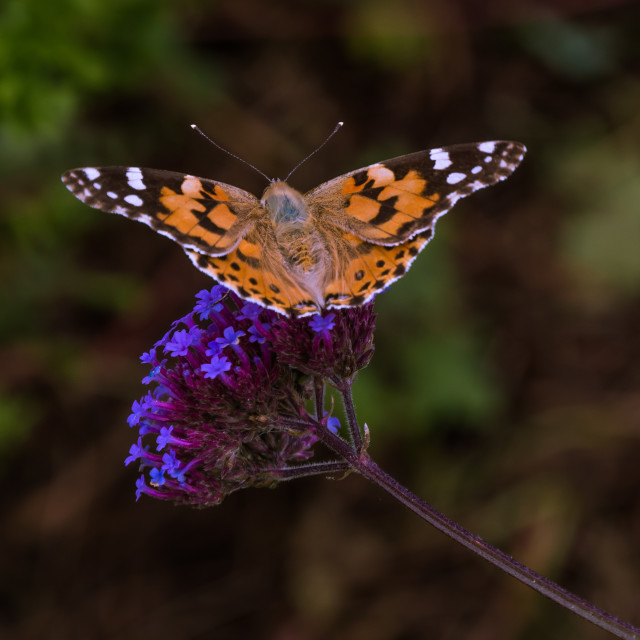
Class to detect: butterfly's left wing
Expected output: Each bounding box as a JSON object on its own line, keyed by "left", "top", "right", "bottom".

{"left": 61, "top": 167, "right": 260, "bottom": 255}
{"left": 306, "top": 140, "right": 526, "bottom": 246}
{"left": 62, "top": 166, "right": 328, "bottom": 315}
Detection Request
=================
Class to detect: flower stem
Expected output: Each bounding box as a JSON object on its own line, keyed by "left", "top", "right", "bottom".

{"left": 313, "top": 377, "right": 324, "bottom": 421}
{"left": 314, "top": 390, "right": 640, "bottom": 640}
{"left": 339, "top": 380, "right": 364, "bottom": 452}
{"left": 353, "top": 454, "right": 639, "bottom": 640}
{"left": 275, "top": 459, "right": 352, "bottom": 480}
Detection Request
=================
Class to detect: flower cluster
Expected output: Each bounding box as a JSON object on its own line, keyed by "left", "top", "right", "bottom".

{"left": 126, "top": 286, "right": 375, "bottom": 506}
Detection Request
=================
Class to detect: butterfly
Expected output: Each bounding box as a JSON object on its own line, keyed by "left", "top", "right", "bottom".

{"left": 62, "top": 139, "right": 526, "bottom": 317}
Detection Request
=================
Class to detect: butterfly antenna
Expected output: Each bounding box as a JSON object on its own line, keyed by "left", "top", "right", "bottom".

{"left": 284, "top": 121, "right": 344, "bottom": 182}
{"left": 190, "top": 124, "right": 272, "bottom": 183}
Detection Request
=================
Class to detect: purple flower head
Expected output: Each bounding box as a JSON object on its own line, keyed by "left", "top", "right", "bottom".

{"left": 216, "top": 326, "right": 245, "bottom": 348}
{"left": 142, "top": 361, "right": 166, "bottom": 385}
{"left": 309, "top": 313, "right": 336, "bottom": 334}
{"left": 135, "top": 476, "right": 146, "bottom": 501}
{"left": 159, "top": 449, "right": 187, "bottom": 484}
{"left": 156, "top": 426, "right": 174, "bottom": 451}
{"left": 194, "top": 286, "right": 226, "bottom": 319}
{"left": 127, "top": 394, "right": 154, "bottom": 427}
{"left": 149, "top": 467, "right": 166, "bottom": 486}
{"left": 126, "top": 289, "right": 376, "bottom": 507}
{"left": 248, "top": 324, "right": 269, "bottom": 344}
{"left": 205, "top": 341, "right": 222, "bottom": 358}
{"left": 237, "top": 302, "right": 262, "bottom": 321}
{"left": 125, "top": 437, "right": 145, "bottom": 466}
{"left": 164, "top": 327, "right": 202, "bottom": 357}
{"left": 201, "top": 355, "right": 232, "bottom": 380}
{"left": 270, "top": 304, "right": 376, "bottom": 385}
{"left": 326, "top": 416, "right": 341, "bottom": 435}
{"left": 140, "top": 349, "right": 156, "bottom": 365}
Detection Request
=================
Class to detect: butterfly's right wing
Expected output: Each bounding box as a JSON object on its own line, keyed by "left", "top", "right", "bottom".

{"left": 306, "top": 141, "right": 526, "bottom": 246}
{"left": 61, "top": 167, "right": 260, "bottom": 255}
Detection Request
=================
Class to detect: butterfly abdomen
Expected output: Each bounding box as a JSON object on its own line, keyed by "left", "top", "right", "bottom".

{"left": 275, "top": 227, "right": 322, "bottom": 270}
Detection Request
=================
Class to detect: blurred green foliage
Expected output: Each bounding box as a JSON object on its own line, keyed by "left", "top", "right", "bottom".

{"left": 1, "top": 0, "right": 177, "bottom": 141}
{"left": 346, "top": 0, "right": 436, "bottom": 68}
{"left": 0, "top": 393, "right": 40, "bottom": 455}
{"left": 520, "top": 18, "right": 617, "bottom": 80}
{"left": 557, "top": 137, "right": 640, "bottom": 293}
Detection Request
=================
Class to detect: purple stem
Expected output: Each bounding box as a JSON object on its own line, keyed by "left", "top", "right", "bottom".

{"left": 314, "top": 377, "right": 324, "bottom": 421}
{"left": 307, "top": 385, "right": 640, "bottom": 640}
{"left": 339, "top": 381, "right": 364, "bottom": 452}
{"left": 274, "top": 459, "right": 352, "bottom": 480}
{"left": 355, "top": 454, "right": 640, "bottom": 640}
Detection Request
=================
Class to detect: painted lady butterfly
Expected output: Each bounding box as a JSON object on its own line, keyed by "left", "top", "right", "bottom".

{"left": 62, "top": 139, "right": 525, "bottom": 316}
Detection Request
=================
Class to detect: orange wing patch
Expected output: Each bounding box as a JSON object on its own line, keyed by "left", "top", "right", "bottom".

{"left": 377, "top": 170, "right": 436, "bottom": 218}
{"left": 341, "top": 164, "right": 394, "bottom": 193}
{"left": 324, "top": 230, "right": 434, "bottom": 308}
{"left": 314, "top": 165, "right": 443, "bottom": 245}
{"left": 185, "top": 231, "right": 321, "bottom": 317}
{"left": 157, "top": 177, "right": 247, "bottom": 254}
{"left": 345, "top": 168, "right": 439, "bottom": 224}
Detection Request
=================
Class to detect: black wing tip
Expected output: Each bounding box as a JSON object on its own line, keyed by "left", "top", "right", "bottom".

{"left": 441, "top": 139, "right": 527, "bottom": 158}
{"left": 60, "top": 169, "right": 81, "bottom": 193}
{"left": 496, "top": 139, "right": 527, "bottom": 156}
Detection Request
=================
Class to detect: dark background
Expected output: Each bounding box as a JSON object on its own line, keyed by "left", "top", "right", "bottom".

{"left": 2, "top": 0, "right": 640, "bottom": 638}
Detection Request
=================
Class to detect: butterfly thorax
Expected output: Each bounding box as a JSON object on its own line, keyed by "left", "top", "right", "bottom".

{"left": 261, "top": 181, "right": 309, "bottom": 226}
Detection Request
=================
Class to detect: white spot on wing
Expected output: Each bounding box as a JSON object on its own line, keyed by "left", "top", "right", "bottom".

{"left": 107, "top": 191, "right": 118, "bottom": 199}
{"left": 431, "top": 150, "right": 452, "bottom": 170}
{"left": 478, "top": 141, "right": 496, "bottom": 153}
{"left": 126, "top": 167, "right": 146, "bottom": 191}
{"left": 124, "top": 194, "right": 144, "bottom": 206}
{"left": 84, "top": 168, "right": 101, "bottom": 180}
{"left": 471, "top": 166, "right": 482, "bottom": 174}
{"left": 446, "top": 172, "right": 466, "bottom": 185}
{"left": 92, "top": 182, "right": 101, "bottom": 189}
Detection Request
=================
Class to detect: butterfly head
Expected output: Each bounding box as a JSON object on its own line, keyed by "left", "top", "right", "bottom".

{"left": 261, "top": 180, "right": 309, "bottom": 226}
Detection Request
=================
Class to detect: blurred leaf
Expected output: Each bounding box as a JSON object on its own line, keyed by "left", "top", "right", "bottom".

{"left": 0, "top": 393, "right": 40, "bottom": 458}
{"left": 346, "top": 0, "right": 436, "bottom": 68}
{"left": 520, "top": 18, "right": 617, "bottom": 80}
{"left": 552, "top": 136, "right": 640, "bottom": 293}
{"left": 0, "top": 0, "right": 212, "bottom": 168}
